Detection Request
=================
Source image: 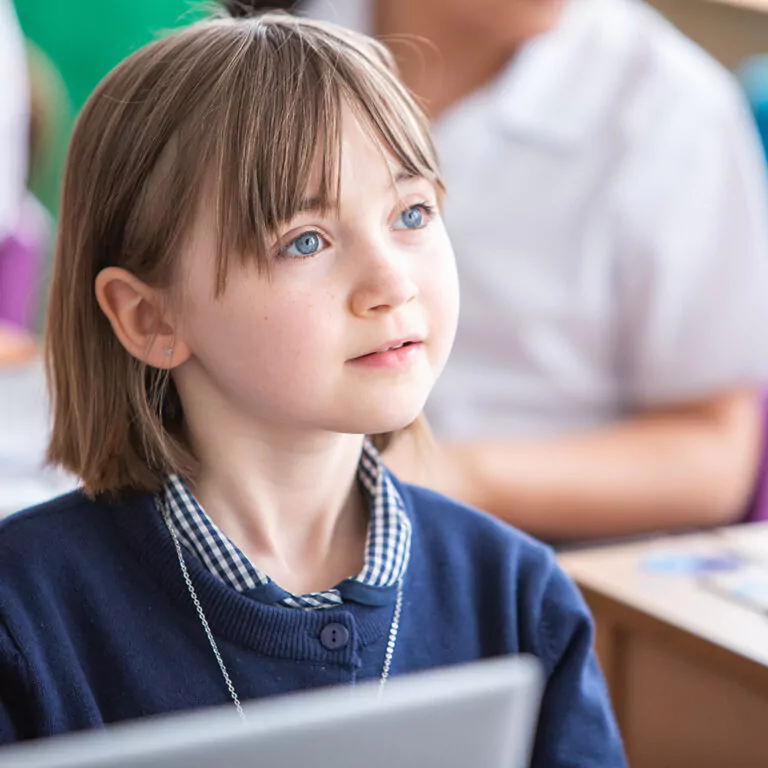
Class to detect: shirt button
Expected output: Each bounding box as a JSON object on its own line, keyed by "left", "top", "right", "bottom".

{"left": 320, "top": 622, "right": 350, "bottom": 651}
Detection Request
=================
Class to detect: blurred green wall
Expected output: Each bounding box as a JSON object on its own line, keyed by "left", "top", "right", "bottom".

{"left": 13, "top": 0, "right": 208, "bottom": 216}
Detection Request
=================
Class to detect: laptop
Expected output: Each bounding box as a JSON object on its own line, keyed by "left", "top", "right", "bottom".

{"left": 0, "top": 655, "right": 543, "bottom": 768}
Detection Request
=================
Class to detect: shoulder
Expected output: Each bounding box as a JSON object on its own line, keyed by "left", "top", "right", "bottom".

{"left": 593, "top": 0, "right": 744, "bottom": 125}
{"left": 0, "top": 490, "right": 148, "bottom": 586}
{"left": 490, "top": 0, "right": 750, "bottom": 167}
{"left": 397, "top": 479, "right": 549, "bottom": 561}
{"left": 397, "top": 481, "right": 594, "bottom": 668}
{"left": 555, "top": 0, "right": 745, "bottom": 132}
{"left": 395, "top": 480, "right": 561, "bottom": 593}
{"left": 1, "top": 490, "right": 103, "bottom": 541}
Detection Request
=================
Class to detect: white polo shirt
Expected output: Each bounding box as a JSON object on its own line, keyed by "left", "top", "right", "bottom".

{"left": 0, "top": 0, "right": 29, "bottom": 241}
{"left": 305, "top": 0, "right": 768, "bottom": 438}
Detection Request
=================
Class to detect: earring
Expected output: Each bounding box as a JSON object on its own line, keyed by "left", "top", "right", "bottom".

{"left": 164, "top": 339, "right": 174, "bottom": 359}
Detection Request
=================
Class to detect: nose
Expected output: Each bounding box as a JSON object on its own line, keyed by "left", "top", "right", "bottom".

{"left": 349, "top": 243, "right": 419, "bottom": 318}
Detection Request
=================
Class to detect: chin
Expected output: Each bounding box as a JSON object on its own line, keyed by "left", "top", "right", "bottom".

{"left": 337, "top": 398, "right": 427, "bottom": 437}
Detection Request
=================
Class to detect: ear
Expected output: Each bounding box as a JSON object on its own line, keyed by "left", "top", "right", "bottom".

{"left": 94, "top": 267, "right": 191, "bottom": 369}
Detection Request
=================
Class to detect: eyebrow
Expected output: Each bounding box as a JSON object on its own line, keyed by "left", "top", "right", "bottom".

{"left": 295, "top": 167, "right": 421, "bottom": 214}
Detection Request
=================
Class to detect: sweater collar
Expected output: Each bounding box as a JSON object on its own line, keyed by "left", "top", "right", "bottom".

{"left": 108, "top": 488, "right": 408, "bottom": 660}
{"left": 157, "top": 439, "right": 410, "bottom": 609}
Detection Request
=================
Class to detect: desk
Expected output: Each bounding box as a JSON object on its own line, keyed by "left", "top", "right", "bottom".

{"left": 560, "top": 525, "right": 768, "bottom": 767}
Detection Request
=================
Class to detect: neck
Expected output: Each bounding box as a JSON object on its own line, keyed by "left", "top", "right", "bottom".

{"left": 182, "top": 403, "right": 368, "bottom": 595}
{"left": 374, "top": 0, "right": 517, "bottom": 120}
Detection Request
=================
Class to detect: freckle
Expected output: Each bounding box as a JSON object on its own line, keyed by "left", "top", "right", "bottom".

{"left": 263, "top": 315, "right": 269, "bottom": 321}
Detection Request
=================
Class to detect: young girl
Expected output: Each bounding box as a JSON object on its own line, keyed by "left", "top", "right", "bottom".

{"left": 0, "top": 10, "right": 626, "bottom": 766}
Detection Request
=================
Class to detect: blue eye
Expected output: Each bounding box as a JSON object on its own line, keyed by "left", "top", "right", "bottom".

{"left": 282, "top": 231, "right": 326, "bottom": 258}
{"left": 393, "top": 203, "right": 434, "bottom": 231}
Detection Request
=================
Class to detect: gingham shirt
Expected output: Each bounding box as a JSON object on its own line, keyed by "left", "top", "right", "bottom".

{"left": 158, "top": 439, "right": 411, "bottom": 609}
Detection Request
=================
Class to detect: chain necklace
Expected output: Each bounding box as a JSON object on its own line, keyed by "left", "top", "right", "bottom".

{"left": 162, "top": 508, "right": 404, "bottom": 721}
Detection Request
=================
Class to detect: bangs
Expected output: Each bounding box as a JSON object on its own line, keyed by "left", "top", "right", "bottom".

{"left": 195, "top": 14, "right": 444, "bottom": 292}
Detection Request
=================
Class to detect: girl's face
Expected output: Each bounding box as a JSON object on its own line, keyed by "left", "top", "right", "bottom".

{"left": 172, "top": 106, "right": 459, "bottom": 439}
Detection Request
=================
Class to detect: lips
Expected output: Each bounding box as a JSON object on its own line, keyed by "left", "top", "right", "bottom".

{"left": 351, "top": 337, "right": 423, "bottom": 360}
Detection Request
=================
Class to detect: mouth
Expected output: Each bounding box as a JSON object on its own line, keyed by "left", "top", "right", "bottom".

{"left": 348, "top": 337, "right": 424, "bottom": 368}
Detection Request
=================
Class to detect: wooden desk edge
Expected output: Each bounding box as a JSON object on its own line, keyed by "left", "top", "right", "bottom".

{"left": 577, "top": 582, "right": 768, "bottom": 696}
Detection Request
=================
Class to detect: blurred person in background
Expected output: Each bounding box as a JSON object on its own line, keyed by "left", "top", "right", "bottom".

{"left": 0, "top": 0, "right": 60, "bottom": 517}
{"left": 0, "top": 1, "right": 75, "bottom": 515}
{"left": 0, "top": 0, "right": 27, "bottom": 246}
{"left": 0, "top": 0, "right": 38, "bottom": 352}
{"left": 275, "top": 0, "right": 768, "bottom": 542}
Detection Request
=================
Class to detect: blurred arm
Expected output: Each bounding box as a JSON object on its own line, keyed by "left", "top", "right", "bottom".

{"left": 386, "top": 388, "right": 763, "bottom": 541}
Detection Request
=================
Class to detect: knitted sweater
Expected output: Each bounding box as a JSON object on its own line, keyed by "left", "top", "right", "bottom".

{"left": 0, "top": 480, "right": 626, "bottom": 767}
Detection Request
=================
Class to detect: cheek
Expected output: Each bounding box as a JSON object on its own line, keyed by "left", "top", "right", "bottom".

{"left": 185, "top": 285, "right": 334, "bottom": 377}
{"left": 419, "top": 232, "right": 460, "bottom": 344}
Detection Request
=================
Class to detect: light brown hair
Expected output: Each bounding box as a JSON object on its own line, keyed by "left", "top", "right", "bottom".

{"left": 46, "top": 10, "right": 443, "bottom": 497}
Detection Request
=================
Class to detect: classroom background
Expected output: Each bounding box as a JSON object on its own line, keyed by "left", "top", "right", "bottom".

{"left": 5, "top": 0, "right": 768, "bottom": 765}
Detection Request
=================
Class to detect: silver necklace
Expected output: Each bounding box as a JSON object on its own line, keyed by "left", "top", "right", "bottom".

{"left": 162, "top": 508, "right": 403, "bottom": 721}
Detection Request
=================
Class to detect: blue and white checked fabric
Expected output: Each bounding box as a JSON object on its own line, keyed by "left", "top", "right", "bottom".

{"left": 158, "top": 438, "right": 411, "bottom": 610}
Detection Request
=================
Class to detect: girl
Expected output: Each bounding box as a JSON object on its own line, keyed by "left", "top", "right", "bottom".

{"left": 0, "top": 10, "right": 626, "bottom": 766}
